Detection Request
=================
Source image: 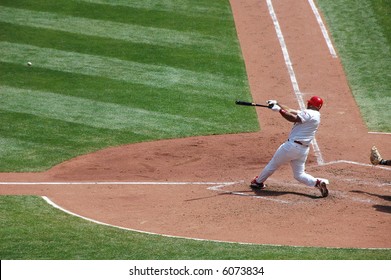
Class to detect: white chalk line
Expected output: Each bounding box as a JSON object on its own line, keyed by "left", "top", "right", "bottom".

{"left": 368, "top": 131, "right": 391, "bottom": 135}
{"left": 307, "top": 1, "right": 390, "bottom": 138}
{"left": 266, "top": 1, "right": 390, "bottom": 168}
{"left": 3, "top": 179, "right": 387, "bottom": 249}
{"left": 0, "top": 181, "right": 236, "bottom": 185}
{"left": 320, "top": 160, "right": 391, "bottom": 171}
{"left": 266, "top": 0, "right": 305, "bottom": 108}
{"left": 0, "top": 180, "right": 294, "bottom": 204}
{"left": 41, "top": 195, "right": 260, "bottom": 246}
{"left": 208, "top": 179, "right": 390, "bottom": 214}
{"left": 308, "top": 0, "right": 338, "bottom": 58}
{"left": 38, "top": 180, "right": 388, "bottom": 249}
{"left": 0, "top": 179, "right": 287, "bottom": 203}
{"left": 42, "top": 195, "right": 389, "bottom": 249}
{"left": 266, "top": 0, "right": 324, "bottom": 165}
{"left": 336, "top": 178, "right": 391, "bottom": 187}
{"left": 2, "top": 1, "right": 389, "bottom": 249}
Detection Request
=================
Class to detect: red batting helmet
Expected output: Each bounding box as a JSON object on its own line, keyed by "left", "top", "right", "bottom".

{"left": 307, "top": 96, "right": 323, "bottom": 110}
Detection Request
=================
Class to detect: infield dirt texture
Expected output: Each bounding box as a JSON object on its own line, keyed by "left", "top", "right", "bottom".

{"left": 1, "top": 0, "right": 390, "bottom": 248}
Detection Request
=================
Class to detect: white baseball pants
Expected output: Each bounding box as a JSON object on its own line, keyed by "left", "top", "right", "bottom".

{"left": 257, "top": 140, "right": 317, "bottom": 187}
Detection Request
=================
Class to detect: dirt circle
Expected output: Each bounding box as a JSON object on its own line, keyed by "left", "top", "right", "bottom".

{"left": 1, "top": 0, "right": 390, "bottom": 248}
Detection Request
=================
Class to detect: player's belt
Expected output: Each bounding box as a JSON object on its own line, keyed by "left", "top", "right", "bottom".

{"left": 288, "top": 139, "right": 308, "bottom": 147}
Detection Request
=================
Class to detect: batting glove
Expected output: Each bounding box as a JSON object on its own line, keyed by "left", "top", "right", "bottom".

{"left": 271, "top": 104, "right": 281, "bottom": 112}
{"left": 267, "top": 100, "right": 278, "bottom": 106}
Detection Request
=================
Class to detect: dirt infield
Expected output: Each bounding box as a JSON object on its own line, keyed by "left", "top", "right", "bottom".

{"left": 0, "top": 0, "right": 390, "bottom": 248}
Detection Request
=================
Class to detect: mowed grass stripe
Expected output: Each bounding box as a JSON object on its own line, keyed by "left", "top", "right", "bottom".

{"left": 0, "top": 108, "right": 157, "bottom": 171}
{"left": 76, "top": 0, "right": 231, "bottom": 18}
{"left": 0, "top": 86, "right": 218, "bottom": 134}
{"left": 0, "top": 6, "right": 234, "bottom": 54}
{"left": 1, "top": 0, "right": 234, "bottom": 39}
{"left": 0, "top": 0, "right": 257, "bottom": 172}
{"left": 0, "top": 22, "right": 242, "bottom": 76}
{"left": 0, "top": 137, "right": 41, "bottom": 159}
{"left": 0, "top": 42, "right": 240, "bottom": 96}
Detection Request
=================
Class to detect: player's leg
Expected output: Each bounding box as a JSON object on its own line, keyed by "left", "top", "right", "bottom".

{"left": 290, "top": 156, "right": 328, "bottom": 197}
{"left": 253, "top": 142, "right": 291, "bottom": 186}
{"left": 290, "top": 156, "right": 317, "bottom": 187}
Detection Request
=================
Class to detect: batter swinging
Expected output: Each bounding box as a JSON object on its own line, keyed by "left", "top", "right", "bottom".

{"left": 250, "top": 96, "right": 329, "bottom": 197}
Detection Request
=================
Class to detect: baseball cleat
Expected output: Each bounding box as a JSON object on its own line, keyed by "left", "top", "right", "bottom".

{"left": 315, "top": 180, "right": 328, "bottom": 197}
{"left": 250, "top": 176, "right": 266, "bottom": 189}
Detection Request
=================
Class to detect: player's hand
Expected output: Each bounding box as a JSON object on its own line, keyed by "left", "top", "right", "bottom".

{"left": 267, "top": 100, "right": 278, "bottom": 106}
{"left": 271, "top": 104, "right": 281, "bottom": 111}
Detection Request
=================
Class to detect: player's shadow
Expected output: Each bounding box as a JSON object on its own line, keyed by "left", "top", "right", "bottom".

{"left": 351, "top": 190, "right": 391, "bottom": 201}
{"left": 187, "top": 189, "right": 321, "bottom": 201}
{"left": 373, "top": 205, "right": 391, "bottom": 214}
{"left": 184, "top": 194, "right": 220, "bottom": 202}
{"left": 248, "top": 188, "right": 320, "bottom": 199}
{"left": 351, "top": 190, "right": 391, "bottom": 214}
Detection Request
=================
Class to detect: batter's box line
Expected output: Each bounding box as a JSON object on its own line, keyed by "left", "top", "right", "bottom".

{"left": 207, "top": 181, "right": 290, "bottom": 204}
{"left": 208, "top": 179, "right": 390, "bottom": 206}
{"left": 317, "top": 160, "right": 391, "bottom": 171}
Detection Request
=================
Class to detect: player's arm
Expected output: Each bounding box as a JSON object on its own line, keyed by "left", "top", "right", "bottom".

{"left": 278, "top": 104, "right": 302, "bottom": 123}
{"left": 266, "top": 100, "right": 301, "bottom": 123}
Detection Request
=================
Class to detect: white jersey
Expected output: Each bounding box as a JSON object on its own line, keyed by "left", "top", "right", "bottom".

{"left": 288, "top": 109, "right": 320, "bottom": 145}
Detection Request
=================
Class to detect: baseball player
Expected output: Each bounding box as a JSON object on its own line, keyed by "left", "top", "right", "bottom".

{"left": 250, "top": 96, "right": 329, "bottom": 197}
{"left": 370, "top": 146, "right": 391, "bottom": 166}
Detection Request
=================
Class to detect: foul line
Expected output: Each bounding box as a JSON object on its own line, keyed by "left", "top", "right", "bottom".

{"left": 266, "top": 0, "right": 324, "bottom": 165}
{"left": 266, "top": 0, "right": 305, "bottom": 108}
{"left": 308, "top": 0, "right": 337, "bottom": 58}
{"left": 265, "top": 1, "right": 391, "bottom": 170}
{"left": 0, "top": 181, "right": 237, "bottom": 185}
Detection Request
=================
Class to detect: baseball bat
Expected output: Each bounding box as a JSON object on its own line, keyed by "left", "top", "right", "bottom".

{"left": 235, "top": 100, "right": 271, "bottom": 108}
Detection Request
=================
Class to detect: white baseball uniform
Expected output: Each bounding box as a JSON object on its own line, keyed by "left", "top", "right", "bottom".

{"left": 256, "top": 109, "right": 320, "bottom": 187}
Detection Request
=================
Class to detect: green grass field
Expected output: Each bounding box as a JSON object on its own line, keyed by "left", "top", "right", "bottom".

{"left": 316, "top": 0, "right": 391, "bottom": 131}
{"left": 1, "top": 196, "right": 390, "bottom": 260}
{"left": 0, "top": 0, "right": 258, "bottom": 171}
{"left": 0, "top": 0, "right": 390, "bottom": 260}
